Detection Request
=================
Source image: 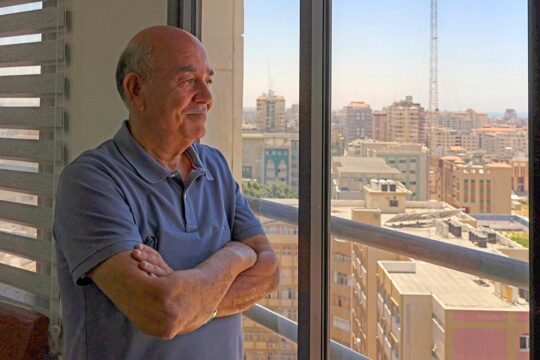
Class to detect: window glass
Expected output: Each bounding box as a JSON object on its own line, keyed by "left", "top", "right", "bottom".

{"left": 242, "top": 1, "right": 299, "bottom": 357}
{"left": 331, "top": 1, "right": 529, "bottom": 358}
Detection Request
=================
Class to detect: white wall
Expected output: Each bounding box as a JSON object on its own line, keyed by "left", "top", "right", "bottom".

{"left": 201, "top": 0, "right": 244, "bottom": 180}
{"left": 65, "top": 0, "right": 167, "bottom": 161}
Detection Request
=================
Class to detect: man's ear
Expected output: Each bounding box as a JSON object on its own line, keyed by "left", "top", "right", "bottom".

{"left": 124, "top": 72, "right": 146, "bottom": 111}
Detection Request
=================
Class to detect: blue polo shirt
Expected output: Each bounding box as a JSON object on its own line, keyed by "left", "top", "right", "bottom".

{"left": 53, "top": 120, "right": 264, "bottom": 360}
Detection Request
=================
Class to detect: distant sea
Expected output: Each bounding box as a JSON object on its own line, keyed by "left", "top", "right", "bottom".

{"left": 487, "top": 112, "right": 528, "bottom": 118}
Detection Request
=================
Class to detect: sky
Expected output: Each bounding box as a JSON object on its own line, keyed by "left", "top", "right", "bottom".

{"left": 244, "top": 0, "right": 528, "bottom": 113}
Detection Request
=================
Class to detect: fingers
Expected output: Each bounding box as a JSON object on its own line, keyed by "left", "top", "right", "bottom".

{"left": 131, "top": 243, "right": 173, "bottom": 276}
{"left": 138, "top": 261, "right": 168, "bottom": 277}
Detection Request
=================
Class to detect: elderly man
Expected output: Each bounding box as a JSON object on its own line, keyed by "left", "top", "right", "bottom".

{"left": 53, "top": 26, "right": 279, "bottom": 359}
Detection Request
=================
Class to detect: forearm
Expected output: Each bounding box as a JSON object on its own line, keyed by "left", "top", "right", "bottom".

{"left": 160, "top": 246, "right": 253, "bottom": 336}
{"left": 216, "top": 249, "right": 279, "bottom": 317}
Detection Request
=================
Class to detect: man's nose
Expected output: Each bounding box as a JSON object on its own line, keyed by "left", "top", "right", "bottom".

{"left": 194, "top": 81, "right": 213, "bottom": 105}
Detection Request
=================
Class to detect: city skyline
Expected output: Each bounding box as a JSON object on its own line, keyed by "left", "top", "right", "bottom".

{"left": 244, "top": 0, "right": 528, "bottom": 113}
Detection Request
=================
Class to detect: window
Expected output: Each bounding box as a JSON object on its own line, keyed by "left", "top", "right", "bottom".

{"left": 333, "top": 316, "right": 351, "bottom": 332}
{"left": 334, "top": 271, "right": 351, "bottom": 287}
{"left": 520, "top": 334, "right": 530, "bottom": 351}
{"left": 389, "top": 199, "right": 399, "bottom": 207}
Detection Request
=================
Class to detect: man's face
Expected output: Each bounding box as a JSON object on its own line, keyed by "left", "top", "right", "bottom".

{"left": 142, "top": 39, "right": 214, "bottom": 143}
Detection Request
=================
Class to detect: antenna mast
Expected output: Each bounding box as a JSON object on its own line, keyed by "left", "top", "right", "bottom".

{"left": 429, "top": 0, "right": 439, "bottom": 111}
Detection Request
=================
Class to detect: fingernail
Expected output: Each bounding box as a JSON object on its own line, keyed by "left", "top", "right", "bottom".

{"left": 133, "top": 249, "right": 140, "bottom": 256}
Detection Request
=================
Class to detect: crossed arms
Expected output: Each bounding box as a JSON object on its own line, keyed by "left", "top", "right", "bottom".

{"left": 88, "top": 234, "right": 279, "bottom": 339}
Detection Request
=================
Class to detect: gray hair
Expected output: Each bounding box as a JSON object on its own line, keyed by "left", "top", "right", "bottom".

{"left": 115, "top": 42, "right": 154, "bottom": 109}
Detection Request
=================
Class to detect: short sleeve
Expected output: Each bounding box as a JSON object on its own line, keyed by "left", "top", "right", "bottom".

{"left": 231, "top": 181, "right": 265, "bottom": 241}
{"left": 53, "top": 162, "right": 142, "bottom": 285}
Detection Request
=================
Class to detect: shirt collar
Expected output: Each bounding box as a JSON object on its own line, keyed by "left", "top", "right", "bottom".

{"left": 113, "top": 120, "right": 213, "bottom": 183}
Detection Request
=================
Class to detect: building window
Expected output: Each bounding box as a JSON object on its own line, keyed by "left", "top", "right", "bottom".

{"left": 333, "top": 271, "right": 351, "bottom": 286}
{"left": 520, "top": 334, "right": 530, "bottom": 351}
{"left": 333, "top": 316, "right": 351, "bottom": 332}
{"left": 389, "top": 199, "right": 399, "bottom": 207}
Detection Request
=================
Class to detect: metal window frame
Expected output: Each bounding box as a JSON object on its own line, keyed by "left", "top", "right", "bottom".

{"left": 172, "top": 1, "right": 538, "bottom": 359}
{"left": 299, "top": 0, "right": 332, "bottom": 359}
{"left": 167, "top": 0, "right": 201, "bottom": 39}
{"left": 529, "top": 0, "right": 539, "bottom": 357}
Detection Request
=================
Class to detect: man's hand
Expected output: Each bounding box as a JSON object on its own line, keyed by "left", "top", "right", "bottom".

{"left": 132, "top": 243, "right": 173, "bottom": 276}
{"left": 131, "top": 241, "right": 257, "bottom": 277}
{"left": 132, "top": 236, "right": 278, "bottom": 317}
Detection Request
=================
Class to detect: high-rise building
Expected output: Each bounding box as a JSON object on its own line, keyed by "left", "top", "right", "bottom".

{"left": 427, "top": 109, "right": 489, "bottom": 131}
{"left": 256, "top": 90, "right": 287, "bottom": 132}
{"left": 474, "top": 126, "right": 528, "bottom": 160}
{"left": 347, "top": 139, "right": 430, "bottom": 201}
{"left": 372, "top": 111, "right": 389, "bottom": 141}
{"left": 379, "top": 96, "right": 426, "bottom": 144}
{"left": 340, "top": 101, "right": 373, "bottom": 142}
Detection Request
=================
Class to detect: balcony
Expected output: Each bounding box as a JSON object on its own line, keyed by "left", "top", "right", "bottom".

{"left": 360, "top": 288, "right": 367, "bottom": 310}
{"left": 384, "top": 304, "right": 392, "bottom": 326}
{"left": 242, "top": 196, "right": 528, "bottom": 358}
{"left": 383, "top": 335, "right": 392, "bottom": 359}
{"left": 391, "top": 315, "right": 400, "bottom": 338}
{"left": 378, "top": 293, "right": 385, "bottom": 314}
{"left": 377, "top": 322, "right": 385, "bottom": 344}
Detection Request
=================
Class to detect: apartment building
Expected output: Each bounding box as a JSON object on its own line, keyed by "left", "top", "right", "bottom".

{"left": 374, "top": 96, "right": 426, "bottom": 144}
{"left": 377, "top": 260, "right": 529, "bottom": 360}
{"left": 427, "top": 109, "right": 489, "bottom": 131}
{"left": 256, "top": 90, "right": 287, "bottom": 132}
{"left": 428, "top": 126, "right": 480, "bottom": 156}
{"left": 242, "top": 132, "right": 300, "bottom": 193}
{"left": 339, "top": 101, "right": 373, "bottom": 143}
{"left": 438, "top": 156, "right": 513, "bottom": 214}
{"left": 347, "top": 139, "right": 429, "bottom": 200}
{"left": 509, "top": 155, "right": 529, "bottom": 195}
{"left": 474, "top": 126, "right": 528, "bottom": 159}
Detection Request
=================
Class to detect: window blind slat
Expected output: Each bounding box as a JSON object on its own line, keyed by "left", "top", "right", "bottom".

{"left": 0, "top": 262, "right": 50, "bottom": 297}
{"left": 0, "top": 6, "right": 63, "bottom": 37}
{"left": 0, "top": 200, "right": 53, "bottom": 228}
{"left": 0, "top": 73, "right": 63, "bottom": 96}
{"left": 0, "top": 40, "right": 64, "bottom": 67}
{"left": 0, "top": 231, "right": 51, "bottom": 263}
{"left": 0, "top": 282, "right": 49, "bottom": 316}
{"left": 0, "top": 169, "right": 54, "bottom": 195}
{"left": 0, "top": 138, "right": 60, "bottom": 162}
{"left": 0, "top": 107, "right": 61, "bottom": 128}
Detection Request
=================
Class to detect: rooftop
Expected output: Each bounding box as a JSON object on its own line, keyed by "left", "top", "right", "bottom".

{"left": 332, "top": 157, "right": 403, "bottom": 175}
{"left": 379, "top": 260, "right": 528, "bottom": 310}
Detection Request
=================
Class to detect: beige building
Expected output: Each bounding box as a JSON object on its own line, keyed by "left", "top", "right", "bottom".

{"left": 256, "top": 90, "right": 287, "bottom": 132}
{"left": 372, "top": 110, "right": 389, "bottom": 141}
{"left": 509, "top": 155, "right": 529, "bottom": 195}
{"left": 347, "top": 139, "right": 429, "bottom": 200}
{"left": 377, "top": 260, "right": 528, "bottom": 360}
{"left": 428, "top": 126, "right": 480, "bottom": 156}
{"left": 474, "top": 126, "right": 528, "bottom": 159}
{"left": 363, "top": 180, "right": 410, "bottom": 214}
{"left": 427, "top": 109, "right": 489, "bottom": 131}
{"left": 376, "top": 96, "right": 426, "bottom": 144}
{"left": 438, "top": 157, "right": 513, "bottom": 214}
{"left": 332, "top": 157, "right": 405, "bottom": 200}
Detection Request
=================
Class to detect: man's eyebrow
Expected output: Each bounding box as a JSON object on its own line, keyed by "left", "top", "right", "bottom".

{"left": 178, "top": 66, "right": 214, "bottom": 76}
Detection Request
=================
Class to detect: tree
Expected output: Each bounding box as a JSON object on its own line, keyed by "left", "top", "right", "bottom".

{"left": 242, "top": 182, "right": 298, "bottom": 199}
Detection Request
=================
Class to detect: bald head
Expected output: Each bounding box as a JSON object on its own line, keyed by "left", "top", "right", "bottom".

{"left": 115, "top": 26, "right": 203, "bottom": 108}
